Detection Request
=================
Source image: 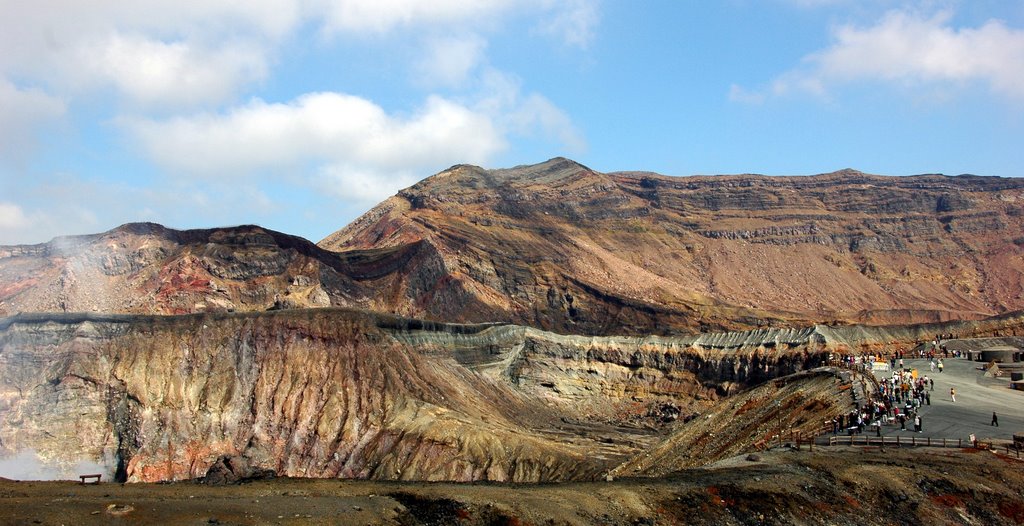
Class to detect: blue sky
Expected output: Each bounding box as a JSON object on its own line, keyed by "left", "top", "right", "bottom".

{"left": 1, "top": 0, "right": 1023, "bottom": 245}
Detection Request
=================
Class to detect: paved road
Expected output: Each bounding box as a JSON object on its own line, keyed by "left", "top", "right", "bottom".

{"left": 862, "top": 357, "right": 1024, "bottom": 443}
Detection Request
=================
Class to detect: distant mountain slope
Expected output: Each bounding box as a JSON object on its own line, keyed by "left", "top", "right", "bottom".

{"left": 0, "top": 222, "right": 383, "bottom": 315}
{"left": 320, "top": 158, "right": 1024, "bottom": 334}
{"left": 4, "top": 159, "right": 1023, "bottom": 334}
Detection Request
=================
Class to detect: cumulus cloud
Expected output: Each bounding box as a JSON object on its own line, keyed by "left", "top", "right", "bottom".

{"left": 70, "top": 34, "right": 269, "bottom": 108}
{"left": 123, "top": 92, "right": 506, "bottom": 202}
{"left": 0, "top": 80, "right": 66, "bottom": 160}
{"left": 414, "top": 34, "right": 489, "bottom": 88}
{"left": 123, "top": 74, "right": 585, "bottom": 204}
{"left": 733, "top": 10, "right": 1024, "bottom": 103}
{"left": 0, "top": 0, "right": 597, "bottom": 237}
{"left": 315, "top": 0, "right": 516, "bottom": 34}
{"left": 313, "top": 0, "right": 599, "bottom": 47}
{"left": 0, "top": 1, "right": 297, "bottom": 108}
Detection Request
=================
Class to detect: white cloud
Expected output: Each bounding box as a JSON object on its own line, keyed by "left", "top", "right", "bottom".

{"left": 728, "top": 84, "right": 767, "bottom": 105}
{"left": 734, "top": 10, "right": 1024, "bottom": 103}
{"left": 316, "top": 164, "right": 421, "bottom": 203}
{"left": 73, "top": 34, "right": 269, "bottom": 108}
{"left": 0, "top": 202, "right": 31, "bottom": 230}
{"left": 0, "top": 0, "right": 599, "bottom": 110}
{"left": 315, "top": 0, "right": 516, "bottom": 34}
{"left": 478, "top": 69, "right": 586, "bottom": 153}
{"left": 414, "top": 34, "right": 488, "bottom": 88}
{"left": 123, "top": 74, "right": 585, "bottom": 203}
{"left": 314, "top": 0, "right": 600, "bottom": 48}
{"left": 0, "top": 80, "right": 66, "bottom": 159}
{"left": 537, "top": 0, "right": 599, "bottom": 49}
{"left": 0, "top": 1, "right": 297, "bottom": 108}
{"left": 123, "top": 92, "right": 507, "bottom": 202}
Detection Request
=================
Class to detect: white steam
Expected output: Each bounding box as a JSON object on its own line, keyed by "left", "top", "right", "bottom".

{"left": 0, "top": 449, "right": 113, "bottom": 481}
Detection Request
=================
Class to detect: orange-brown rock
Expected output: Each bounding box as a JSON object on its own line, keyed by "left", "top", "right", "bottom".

{"left": 3, "top": 308, "right": 1024, "bottom": 483}
{"left": 321, "top": 158, "right": 1024, "bottom": 334}
{"left": 0, "top": 223, "right": 366, "bottom": 316}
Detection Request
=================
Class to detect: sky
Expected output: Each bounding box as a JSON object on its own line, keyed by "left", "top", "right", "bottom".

{"left": 1, "top": 0, "right": 1023, "bottom": 245}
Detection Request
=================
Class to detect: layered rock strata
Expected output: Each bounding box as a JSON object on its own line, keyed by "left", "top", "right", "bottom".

{"left": 3, "top": 308, "right": 1023, "bottom": 483}
{"left": 323, "top": 158, "right": 1024, "bottom": 334}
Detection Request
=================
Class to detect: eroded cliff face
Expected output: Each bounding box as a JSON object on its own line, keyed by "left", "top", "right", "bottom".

{"left": 5, "top": 159, "right": 1022, "bottom": 335}
{"left": 3, "top": 308, "right": 1023, "bottom": 484}
{"left": 321, "top": 158, "right": 1024, "bottom": 334}
{"left": 0, "top": 223, "right": 373, "bottom": 317}
{"left": 0, "top": 310, "right": 610, "bottom": 483}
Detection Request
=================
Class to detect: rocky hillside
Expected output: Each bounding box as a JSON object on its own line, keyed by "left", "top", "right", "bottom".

{"left": 0, "top": 222, "right": 455, "bottom": 317}
{"left": 4, "top": 159, "right": 1022, "bottom": 335}
{"left": 3, "top": 308, "right": 1024, "bottom": 484}
{"left": 323, "top": 158, "right": 1024, "bottom": 334}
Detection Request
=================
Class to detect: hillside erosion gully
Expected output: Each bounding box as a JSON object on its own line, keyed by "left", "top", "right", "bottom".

{"left": 1, "top": 308, "right": 1023, "bottom": 484}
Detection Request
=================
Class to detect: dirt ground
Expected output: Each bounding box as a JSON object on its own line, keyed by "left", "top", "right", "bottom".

{"left": 2, "top": 446, "right": 1023, "bottom": 526}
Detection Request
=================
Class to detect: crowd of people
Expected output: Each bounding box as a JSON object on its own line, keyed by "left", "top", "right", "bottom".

{"left": 825, "top": 336, "right": 1012, "bottom": 442}
{"left": 829, "top": 342, "right": 951, "bottom": 437}
{"left": 831, "top": 366, "right": 933, "bottom": 436}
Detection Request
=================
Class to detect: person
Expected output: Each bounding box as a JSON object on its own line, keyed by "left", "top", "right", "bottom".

{"left": 950, "top": 387, "right": 956, "bottom": 402}
{"left": 899, "top": 413, "right": 906, "bottom": 430}
{"left": 938, "top": 360, "right": 944, "bottom": 373}
{"left": 992, "top": 412, "right": 999, "bottom": 427}
{"left": 914, "top": 415, "right": 922, "bottom": 433}
{"left": 925, "top": 392, "right": 930, "bottom": 405}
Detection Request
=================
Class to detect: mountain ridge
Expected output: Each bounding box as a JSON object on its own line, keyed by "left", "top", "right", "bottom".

{"left": 317, "top": 158, "right": 1024, "bottom": 333}
{"left": 3, "top": 158, "right": 1024, "bottom": 334}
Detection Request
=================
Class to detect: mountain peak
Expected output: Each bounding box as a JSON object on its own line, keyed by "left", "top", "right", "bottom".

{"left": 824, "top": 168, "right": 869, "bottom": 178}
{"left": 491, "top": 157, "right": 595, "bottom": 184}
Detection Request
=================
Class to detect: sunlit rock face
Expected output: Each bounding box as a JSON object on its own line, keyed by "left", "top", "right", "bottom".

{"left": 0, "top": 223, "right": 362, "bottom": 317}
{"left": 3, "top": 308, "right": 1023, "bottom": 483}
{"left": 322, "top": 158, "right": 1024, "bottom": 334}
{"left": 4, "top": 160, "right": 1024, "bottom": 335}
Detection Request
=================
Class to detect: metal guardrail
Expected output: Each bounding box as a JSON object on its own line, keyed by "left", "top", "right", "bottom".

{"left": 824, "top": 435, "right": 1023, "bottom": 458}
{"left": 827, "top": 435, "right": 962, "bottom": 448}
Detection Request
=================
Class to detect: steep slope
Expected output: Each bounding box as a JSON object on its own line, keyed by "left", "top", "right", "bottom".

{"left": 321, "top": 158, "right": 1024, "bottom": 334}
{"left": 0, "top": 222, "right": 457, "bottom": 318}
{"left": 611, "top": 369, "right": 858, "bottom": 477}
{"left": 0, "top": 223, "right": 362, "bottom": 315}
{"left": 3, "top": 308, "right": 1024, "bottom": 483}
{"left": 0, "top": 310, "right": 615, "bottom": 483}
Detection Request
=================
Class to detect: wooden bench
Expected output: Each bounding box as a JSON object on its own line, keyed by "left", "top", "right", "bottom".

{"left": 79, "top": 474, "right": 102, "bottom": 484}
